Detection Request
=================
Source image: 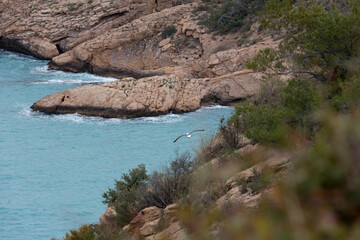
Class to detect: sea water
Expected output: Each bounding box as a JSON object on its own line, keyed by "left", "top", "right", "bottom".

{"left": 0, "top": 50, "right": 233, "bottom": 240}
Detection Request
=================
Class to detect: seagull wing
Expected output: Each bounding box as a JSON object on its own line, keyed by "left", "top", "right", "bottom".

{"left": 173, "top": 135, "right": 186, "bottom": 143}
{"left": 189, "top": 129, "right": 205, "bottom": 134}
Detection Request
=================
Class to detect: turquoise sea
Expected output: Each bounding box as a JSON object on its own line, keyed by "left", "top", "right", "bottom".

{"left": 0, "top": 50, "right": 233, "bottom": 240}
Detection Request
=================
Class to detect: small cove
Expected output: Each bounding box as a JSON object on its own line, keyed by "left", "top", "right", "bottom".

{"left": 0, "top": 50, "right": 233, "bottom": 240}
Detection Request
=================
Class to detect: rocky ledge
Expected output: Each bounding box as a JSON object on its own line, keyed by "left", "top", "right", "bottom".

{"left": 31, "top": 70, "right": 262, "bottom": 118}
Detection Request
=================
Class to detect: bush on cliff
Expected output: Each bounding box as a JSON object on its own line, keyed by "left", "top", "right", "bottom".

{"left": 102, "top": 164, "right": 148, "bottom": 226}
{"left": 140, "top": 152, "right": 193, "bottom": 208}
{"left": 223, "top": 78, "right": 320, "bottom": 145}
{"left": 102, "top": 153, "right": 193, "bottom": 227}
{"left": 63, "top": 224, "right": 95, "bottom": 240}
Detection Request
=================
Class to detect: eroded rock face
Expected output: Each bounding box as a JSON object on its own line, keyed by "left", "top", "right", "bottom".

{"left": 48, "top": 4, "right": 194, "bottom": 77}
{"left": 123, "top": 206, "right": 162, "bottom": 237}
{"left": 0, "top": 0, "right": 185, "bottom": 59}
{"left": 46, "top": 3, "right": 278, "bottom": 79}
{"left": 31, "top": 72, "right": 262, "bottom": 118}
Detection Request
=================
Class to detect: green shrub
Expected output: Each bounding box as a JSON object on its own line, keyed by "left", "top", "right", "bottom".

{"left": 247, "top": 0, "right": 360, "bottom": 82}
{"left": 282, "top": 79, "right": 318, "bottom": 116}
{"left": 64, "top": 225, "right": 95, "bottom": 240}
{"left": 233, "top": 102, "right": 289, "bottom": 145}
{"left": 93, "top": 224, "right": 132, "bottom": 240}
{"left": 102, "top": 164, "right": 148, "bottom": 226}
{"left": 331, "top": 73, "right": 360, "bottom": 112}
{"left": 161, "top": 25, "right": 177, "bottom": 39}
{"left": 219, "top": 116, "right": 242, "bottom": 148}
{"left": 103, "top": 154, "right": 193, "bottom": 226}
{"left": 141, "top": 152, "right": 193, "bottom": 208}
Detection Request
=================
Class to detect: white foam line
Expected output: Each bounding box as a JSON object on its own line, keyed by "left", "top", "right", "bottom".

{"left": 196, "top": 105, "right": 233, "bottom": 112}
{"left": 19, "top": 107, "right": 185, "bottom": 125}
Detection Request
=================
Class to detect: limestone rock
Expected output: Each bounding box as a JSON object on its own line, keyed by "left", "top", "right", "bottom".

{"left": 123, "top": 206, "right": 162, "bottom": 237}
{"left": 159, "top": 38, "right": 171, "bottom": 47}
{"left": 0, "top": 0, "right": 183, "bottom": 58}
{"left": 147, "top": 221, "right": 187, "bottom": 240}
{"left": 49, "top": 4, "right": 192, "bottom": 77}
{"left": 31, "top": 72, "right": 262, "bottom": 118}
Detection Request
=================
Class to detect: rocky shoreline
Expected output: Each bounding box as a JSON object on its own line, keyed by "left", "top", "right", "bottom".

{"left": 1, "top": 0, "right": 276, "bottom": 118}
{"left": 30, "top": 71, "right": 262, "bottom": 118}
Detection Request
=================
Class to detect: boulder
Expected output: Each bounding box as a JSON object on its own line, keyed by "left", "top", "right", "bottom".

{"left": 123, "top": 206, "right": 162, "bottom": 237}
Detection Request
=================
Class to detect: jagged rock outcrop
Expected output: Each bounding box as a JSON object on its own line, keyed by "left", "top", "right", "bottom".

{"left": 31, "top": 71, "right": 263, "bottom": 118}
{"left": 47, "top": 4, "right": 278, "bottom": 78}
{"left": 0, "top": 0, "right": 182, "bottom": 59}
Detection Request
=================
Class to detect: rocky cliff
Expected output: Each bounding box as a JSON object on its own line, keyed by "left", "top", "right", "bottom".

{"left": 0, "top": 0, "right": 277, "bottom": 117}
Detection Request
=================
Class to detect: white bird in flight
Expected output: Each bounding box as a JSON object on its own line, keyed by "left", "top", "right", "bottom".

{"left": 173, "top": 130, "right": 205, "bottom": 143}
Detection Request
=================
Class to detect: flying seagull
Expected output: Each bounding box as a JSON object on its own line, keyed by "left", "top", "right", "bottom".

{"left": 173, "top": 130, "right": 205, "bottom": 143}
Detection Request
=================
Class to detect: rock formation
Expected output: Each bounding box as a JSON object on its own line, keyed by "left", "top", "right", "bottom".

{"left": 0, "top": 0, "right": 278, "bottom": 117}
{"left": 31, "top": 71, "right": 263, "bottom": 118}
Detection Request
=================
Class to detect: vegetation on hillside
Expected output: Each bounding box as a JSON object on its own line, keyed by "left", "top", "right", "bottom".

{"left": 179, "top": 111, "right": 360, "bottom": 239}
{"left": 246, "top": 0, "right": 360, "bottom": 82}
{"left": 102, "top": 152, "right": 192, "bottom": 227}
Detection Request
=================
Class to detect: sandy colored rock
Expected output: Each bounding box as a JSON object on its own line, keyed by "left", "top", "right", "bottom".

{"left": 0, "top": 0, "right": 183, "bottom": 58}
{"left": 147, "top": 221, "right": 187, "bottom": 240}
{"left": 159, "top": 38, "right": 171, "bottom": 47}
{"left": 123, "top": 206, "right": 162, "bottom": 237}
{"left": 31, "top": 72, "right": 263, "bottom": 118}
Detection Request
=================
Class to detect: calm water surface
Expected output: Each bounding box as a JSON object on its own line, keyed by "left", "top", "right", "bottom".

{"left": 0, "top": 50, "right": 233, "bottom": 240}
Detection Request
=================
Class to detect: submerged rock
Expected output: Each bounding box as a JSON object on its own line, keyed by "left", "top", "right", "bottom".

{"left": 31, "top": 72, "right": 262, "bottom": 118}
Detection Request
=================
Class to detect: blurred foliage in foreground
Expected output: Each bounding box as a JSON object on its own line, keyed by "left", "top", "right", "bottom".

{"left": 62, "top": 110, "right": 360, "bottom": 240}
{"left": 179, "top": 111, "right": 360, "bottom": 240}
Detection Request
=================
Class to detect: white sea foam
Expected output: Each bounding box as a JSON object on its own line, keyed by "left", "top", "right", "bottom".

{"left": 31, "top": 66, "right": 51, "bottom": 73}
{"left": 195, "top": 104, "right": 233, "bottom": 112}
{"left": 20, "top": 106, "right": 185, "bottom": 125}
{"left": 0, "top": 49, "right": 39, "bottom": 62}
{"left": 19, "top": 104, "right": 231, "bottom": 125}
{"left": 131, "top": 113, "right": 184, "bottom": 124}
{"left": 31, "top": 79, "right": 107, "bottom": 85}
{"left": 29, "top": 64, "right": 117, "bottom": 85}
{"left": 30, "top": 75, "right": 116, "bottom": 85}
